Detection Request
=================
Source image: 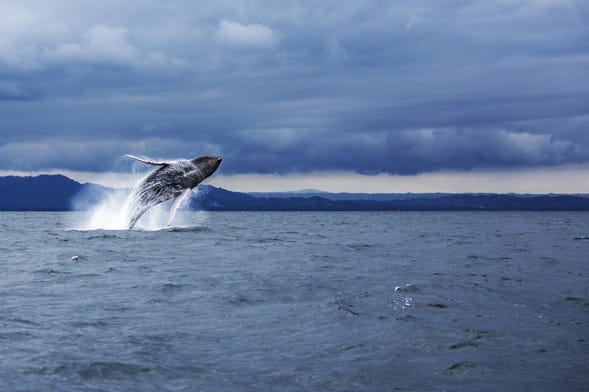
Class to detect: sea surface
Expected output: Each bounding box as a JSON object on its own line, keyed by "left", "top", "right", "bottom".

{"left": 1, "top": 211, "right": 588, "bottom": 391}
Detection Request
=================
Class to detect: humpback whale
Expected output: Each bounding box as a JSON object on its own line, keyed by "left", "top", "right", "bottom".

{"left": 124, "top": 154, "right": 222, "bottom": 229}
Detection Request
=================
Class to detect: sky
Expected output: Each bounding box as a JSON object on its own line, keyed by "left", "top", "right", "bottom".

{"left": 1, "top": 0, "right": 589, "bottom": 192}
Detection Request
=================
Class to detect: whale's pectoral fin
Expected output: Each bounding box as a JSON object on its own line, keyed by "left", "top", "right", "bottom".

{"left": 125, "top": 154, "right": 171, "bottom": 166}
{"left": 168, "top": 189, "right": 192, "bottom": 226}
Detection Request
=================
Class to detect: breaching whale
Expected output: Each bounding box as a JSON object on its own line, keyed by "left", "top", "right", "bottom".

{"left": 124, "top": 154, "right": 222, "bottom": 229}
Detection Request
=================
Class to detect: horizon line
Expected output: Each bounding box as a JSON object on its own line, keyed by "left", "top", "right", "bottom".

{"left": 2, "top": 164, "right": 589, "bottom": 195}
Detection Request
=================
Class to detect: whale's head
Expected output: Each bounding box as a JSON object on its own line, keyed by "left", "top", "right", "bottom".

{"left": 184, "top": 155, "right": 222, "bottom": 188}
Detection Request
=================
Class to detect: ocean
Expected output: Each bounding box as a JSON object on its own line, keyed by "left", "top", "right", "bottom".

{"left": 0, "top": 211, "right": 587, "bottom": 391}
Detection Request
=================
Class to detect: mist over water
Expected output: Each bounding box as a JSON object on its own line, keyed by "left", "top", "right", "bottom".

{"left": 1, "top": 211, "right": 588, "bottom": 391}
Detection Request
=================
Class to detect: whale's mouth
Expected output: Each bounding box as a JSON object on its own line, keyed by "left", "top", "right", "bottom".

{"left": 210, "top": 157, "right": 222, "bottom": 171}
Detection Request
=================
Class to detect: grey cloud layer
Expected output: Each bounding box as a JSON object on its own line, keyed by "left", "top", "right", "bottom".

{"left": 1, "top": 0, "right": 588, "bottom": 174}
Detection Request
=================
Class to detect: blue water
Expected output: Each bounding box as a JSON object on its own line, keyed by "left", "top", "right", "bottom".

{"left": 1, "top": 211, "right": 588, "bottom": 391}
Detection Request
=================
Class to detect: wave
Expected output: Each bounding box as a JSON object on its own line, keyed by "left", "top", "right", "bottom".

{"left": 159, "top": 226, "right": 209, "bottom": 233}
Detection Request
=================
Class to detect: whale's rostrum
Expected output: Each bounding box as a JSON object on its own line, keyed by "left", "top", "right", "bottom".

{"left": 124, "top": 154, "right": 222, "bottom": 229}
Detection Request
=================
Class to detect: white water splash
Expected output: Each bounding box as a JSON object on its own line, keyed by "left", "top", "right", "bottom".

{"left": 71, "top": 175, "right": 207, "bottom": 231}
{"left": 82, "top": 189, "right": 131, "bottom": 230}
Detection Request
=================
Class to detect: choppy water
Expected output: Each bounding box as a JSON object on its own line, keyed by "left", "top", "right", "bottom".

{"left": 1, "top": 211, "right": 588, "bottom": 391}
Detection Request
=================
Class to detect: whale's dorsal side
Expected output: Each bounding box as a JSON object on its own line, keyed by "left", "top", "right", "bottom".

{"left": 125, "top": 154, "right": 171, "bottom": 166}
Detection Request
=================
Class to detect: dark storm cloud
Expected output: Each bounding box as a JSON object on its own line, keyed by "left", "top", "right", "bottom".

{"left": 223, "top": 124, "right": 587, "bottom": 174}
{"left": 1, "top": 0, "right": 588, "bottom": 174}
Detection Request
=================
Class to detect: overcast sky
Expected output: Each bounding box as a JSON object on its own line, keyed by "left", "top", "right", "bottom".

{"left": 1, "top": 1, "right": 589, "bottom": 192}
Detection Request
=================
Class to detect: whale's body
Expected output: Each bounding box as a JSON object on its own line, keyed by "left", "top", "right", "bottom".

{"left": 124, "top": 155, "right": 222, "bottom": 229}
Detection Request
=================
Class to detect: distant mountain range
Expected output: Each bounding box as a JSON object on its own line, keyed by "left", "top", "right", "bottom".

{"left": 192, "top": 185, "right": 589, "bottom": 211}
{"left": 2, "top": 174, "right": 589, "bottom": 211}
